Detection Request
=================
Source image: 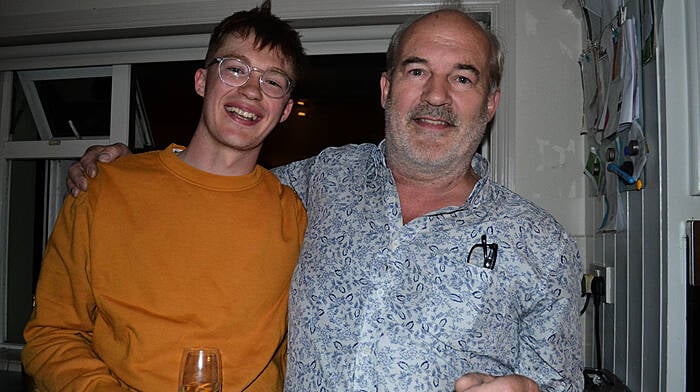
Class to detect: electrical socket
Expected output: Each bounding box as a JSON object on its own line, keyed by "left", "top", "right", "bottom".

{"left": 592, "top": 265, "right": 614, "bottom": 304}
{"left": 605, "top": 266, "right": 614, "bottom": 304}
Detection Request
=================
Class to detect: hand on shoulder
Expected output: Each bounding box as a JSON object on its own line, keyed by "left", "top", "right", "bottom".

{"left": 66, "top": 143, "right": 131, "bottom": 197}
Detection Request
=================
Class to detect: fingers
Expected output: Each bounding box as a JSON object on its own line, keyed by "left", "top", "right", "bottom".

{"left": 80, "top": 143, "right": 125, "bottom": 177}
{"left": 454, "top": 374, "right": 539, "bottom": 392}
{"left": 67, "top": 143, "right": 130, "bottom": 198}
{"left": 454, "top": 373, "right": 494, "bottom": 391}
{"left": 98, "top": 143, "right": 130, "bottom": 163}
{"left": 66, "top": 162, "right": 87, "bottom": 198}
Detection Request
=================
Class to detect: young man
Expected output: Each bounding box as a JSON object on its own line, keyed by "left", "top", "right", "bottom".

{"left": 22, "top": 2, "right": 306, "bottom": 391}
{"left": 67, "top": 7, "right": 583, "bottom": 392}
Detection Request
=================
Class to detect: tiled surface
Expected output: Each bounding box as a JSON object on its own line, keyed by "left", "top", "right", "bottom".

{"left": 0, "top": 347, "right": 22, "bottom": 372}
{"left": 0, "top": 348, "right": 30, "bottom": 391}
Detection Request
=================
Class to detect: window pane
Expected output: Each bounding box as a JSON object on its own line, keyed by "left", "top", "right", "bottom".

{"left": 34, "top": 77, "right": 111, "bottom": 138}
{"left": 6, "top": 160, "right": 45, "bottom": 344}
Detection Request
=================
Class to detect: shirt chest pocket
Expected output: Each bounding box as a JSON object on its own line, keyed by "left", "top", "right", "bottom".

{"left": 399, "top": 251, "right": 515, "bottom": 354}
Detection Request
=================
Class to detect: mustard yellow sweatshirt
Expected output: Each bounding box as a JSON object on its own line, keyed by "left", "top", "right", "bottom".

{"left": 23, "top": 144, "right": 307, "bottom": 392}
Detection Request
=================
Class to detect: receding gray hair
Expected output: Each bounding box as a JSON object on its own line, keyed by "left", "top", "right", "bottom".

{"left": 385, "top": 5, "right": 504, "bottom": 93}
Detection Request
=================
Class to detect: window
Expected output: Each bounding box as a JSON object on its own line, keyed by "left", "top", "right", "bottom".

{"left": 0, "top": 65, "right": 140, "bottom": 347}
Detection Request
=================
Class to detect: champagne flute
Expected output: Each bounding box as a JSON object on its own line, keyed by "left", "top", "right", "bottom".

{"left": 178, "top": 348, "right": 222, "bottom": 392}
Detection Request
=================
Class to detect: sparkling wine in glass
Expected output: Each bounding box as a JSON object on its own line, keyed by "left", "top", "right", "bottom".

{"left": 178, "top": 348, "right": 222, "bottom": 392}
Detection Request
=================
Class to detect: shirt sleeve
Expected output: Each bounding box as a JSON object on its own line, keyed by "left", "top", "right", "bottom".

{"left": 22, "top": 193, "right": 123, "bottom": 392}
{"left": 517, "top": 228, "right": 584, "bottom": 392}
{"left": 271, "top": 157, "right": 316, "bottom": 207}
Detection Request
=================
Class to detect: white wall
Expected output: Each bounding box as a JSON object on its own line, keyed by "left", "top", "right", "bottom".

{"left": 512, "top": 1, "right": 585, "bottom": 240}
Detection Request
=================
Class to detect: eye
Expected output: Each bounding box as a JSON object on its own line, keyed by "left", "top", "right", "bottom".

{"left": 226, "top": 66, "right": 246, "bottom": 77}
{"left": 455, "top": 74, "right": 475, "bottom": 85}
{"left": 408, "top": 68, "right": 426, "bottom": 78}
{"left": 263, "top": 78, "right": 282, "bottom": 88}
{"left": 262, "top": 72, "right": 290, "bottom": 91}
{"left": 456, "top": 75, "right": 472, "bottom": 84}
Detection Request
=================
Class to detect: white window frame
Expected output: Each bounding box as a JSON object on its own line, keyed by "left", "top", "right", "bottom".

{"left": 0, "top": 65, "right": 131, "bottom": 347}
{"left": 5, "top": 65, "right": 131, "bottom": 159}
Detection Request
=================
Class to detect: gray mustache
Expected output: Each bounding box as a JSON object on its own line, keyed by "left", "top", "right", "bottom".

{"left": 408, "top": 103, "right": 457, "bottom": 125}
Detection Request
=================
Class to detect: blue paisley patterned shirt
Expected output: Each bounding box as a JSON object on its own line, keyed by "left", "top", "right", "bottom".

{"left": 273, "top": 142, "right": 583, "bottom": 392}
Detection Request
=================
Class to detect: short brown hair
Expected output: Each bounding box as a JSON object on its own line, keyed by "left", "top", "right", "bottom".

{"left": 204, "top": 0, "right": 306, "bottom": 84}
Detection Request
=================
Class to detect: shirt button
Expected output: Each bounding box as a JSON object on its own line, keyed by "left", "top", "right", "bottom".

{"left": 389, "top": 240, "right": 399, "bottom": 251}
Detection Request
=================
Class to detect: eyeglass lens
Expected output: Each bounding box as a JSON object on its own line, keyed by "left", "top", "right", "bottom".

{"left": 218, "top": 58, "right": 291, "bottom": 98}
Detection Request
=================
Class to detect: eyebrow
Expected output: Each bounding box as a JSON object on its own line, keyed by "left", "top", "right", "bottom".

{"left": 401, "top": 56, "right": 428, "bottom": 68}
{"left": 217, "top": 54, "right": 290, "bottom": 74}
{"left": 456, "top": 63, "right": 481, "bottom": 79}
{"left": 401, "top": 56, "right": 481, "bottom": 79}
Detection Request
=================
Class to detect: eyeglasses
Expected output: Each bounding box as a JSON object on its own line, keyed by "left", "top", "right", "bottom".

{"left": 209, "top": 57, "right": 293, "bottom": 98}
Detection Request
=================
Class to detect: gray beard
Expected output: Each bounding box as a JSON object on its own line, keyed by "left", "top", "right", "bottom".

{"left": 383, "top": 96, "right": 490, "bottom": 177}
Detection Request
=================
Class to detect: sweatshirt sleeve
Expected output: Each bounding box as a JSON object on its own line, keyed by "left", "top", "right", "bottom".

{"left": 22, "top": 193, "right": 123, "bottom": 392}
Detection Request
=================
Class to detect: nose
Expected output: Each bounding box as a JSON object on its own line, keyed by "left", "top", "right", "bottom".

{"left": 422, "top": 75, "right": 451, "bottom": 106}
{"left": 238, "top": 71, "right": 264, "bottom": 100}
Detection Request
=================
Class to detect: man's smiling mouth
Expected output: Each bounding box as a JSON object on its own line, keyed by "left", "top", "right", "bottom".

{"left": 414, "top": 117, "right": 453, "bottom": 127}
{"left": 226, "top": 105, "right": 260, "bottom": 121}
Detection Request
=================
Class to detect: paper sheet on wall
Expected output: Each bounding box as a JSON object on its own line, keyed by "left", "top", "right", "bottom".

{"left": 580, "top": 0, "right": 624, "bottom": 41}
{"left": 596, "top": 25, "right": 617, "bottom": 138}
{"left": 598, "top": 17, "right": 640, "bottom": 139}
{"left": 618, "top": 18, "right": 640, "bottom": 131}
{"left": 599, "top": 168, "right": 626, "bottom": 232}
{"left": 579, "top": 50, "right": 600, "bottom": 132}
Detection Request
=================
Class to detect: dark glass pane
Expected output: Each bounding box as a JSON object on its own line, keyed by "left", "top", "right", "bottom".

{"left": 34, "top": 77, "right": 111, "bottom": 138}
{"left": 6, "top": 160, "right": 45, "bottom": 344}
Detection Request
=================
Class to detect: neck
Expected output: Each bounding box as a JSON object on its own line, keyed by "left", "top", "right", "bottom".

{"left": 390, "top": 162, "right": 479, "bottom": 224}
{"left": 179, "top": 134, "right": 259, "bottom": 177}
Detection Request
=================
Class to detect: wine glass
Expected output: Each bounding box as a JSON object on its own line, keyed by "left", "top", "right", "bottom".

{"left": 178, "top": 348, "right": 222, "bottom": 392}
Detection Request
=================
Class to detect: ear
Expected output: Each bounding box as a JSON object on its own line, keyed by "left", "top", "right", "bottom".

{"left": 380, "top": 72, "right": 391, "bottom": 109}
{"left": 278, "top": 98, "right": 294, "bottom": 123}
{"left": 194, "top": 68, "right": 207, "bottom": 97}
{"left": 486, "top": 89, "right": 501, "bottom": 121}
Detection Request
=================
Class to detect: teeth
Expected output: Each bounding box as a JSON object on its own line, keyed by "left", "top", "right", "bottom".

{"left": 226, "top": 106, "right": 259, "bottom": 121}
{"left": 419, "top": 118, "right": 449, "bottom": 126}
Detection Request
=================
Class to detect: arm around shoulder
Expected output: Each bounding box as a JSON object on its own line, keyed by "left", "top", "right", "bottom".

{"left": 66, "top": 143, "right": 131, "bottom": 197}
